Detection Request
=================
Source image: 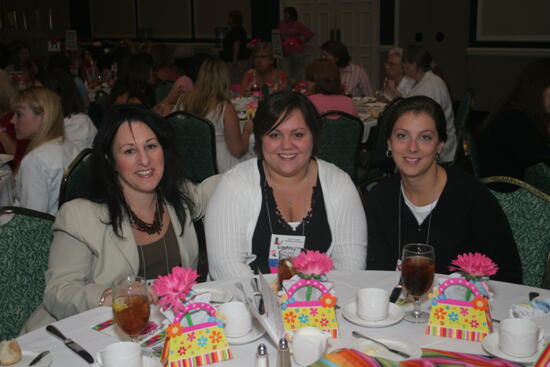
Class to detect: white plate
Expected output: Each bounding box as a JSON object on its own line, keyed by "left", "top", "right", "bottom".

{"left": 482, "top": 333, "right": 545, "bottom": 364}
{"left": 192, "top": 284, "right": 233, "bottom": 304}
{"left": 342, "top": 302, "right": 405, "bottom": 327}
{"left": 93, "top": 355, "right": 162, "bottom": 367}
{"left": 12, "top": 350, "right": 53, "bottom": 367}
{"left": 351, "top": 338, "right": 421, "bottom": 361}
{"left": 226, "top": 319, "right": 265, "bottom": 345}
{"left": 0, "top": 153, "right": 13, "bottom": 167}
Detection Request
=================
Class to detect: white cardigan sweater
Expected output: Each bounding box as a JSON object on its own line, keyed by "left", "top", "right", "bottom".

{"left": 205, "top": 158, "right": 367, "bottom": 280}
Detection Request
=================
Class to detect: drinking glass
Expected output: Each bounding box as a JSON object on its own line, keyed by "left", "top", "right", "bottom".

{"left": 401, "top": 243, "right": 435, "bottom": 323}
{"left": 112, "top": 275, "right": 150, "bottom": 341}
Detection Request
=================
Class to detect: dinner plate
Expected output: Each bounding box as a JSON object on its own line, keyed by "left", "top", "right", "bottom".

{"left": 192, "top": 284, "right": 233, "bottom": 304}
{"left": 351, "top": 338, "right": 421, "bottom": 361}
{"left": 226, "top": 319, "right": 265, "bottom": 345}
{"left": 342, "top": 301, "right": 404, "bottom": 327}
{"left": 92, "top": 355, "right": 161, "bottom": 367}
{"left": 11, "top": 350, "right": 53, "bottom": 367}
{"left": 0, "top": 153, "right": 13, "bottom": 167}
{"left": 481, "top": 332, "right": 545, "bottom": 364}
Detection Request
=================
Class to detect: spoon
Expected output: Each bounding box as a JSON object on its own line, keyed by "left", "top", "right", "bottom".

{"left": 352, "top": 331, "right": 411, "bottom": 359}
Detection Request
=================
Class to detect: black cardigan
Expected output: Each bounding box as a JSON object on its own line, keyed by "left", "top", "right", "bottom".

{"left": 366, "top": 167, "right": 523, "bottom": 284}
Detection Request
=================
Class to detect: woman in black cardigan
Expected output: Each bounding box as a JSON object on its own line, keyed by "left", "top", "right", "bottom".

{"left": 366, "top": 96, "right": 522, "bottom": 284}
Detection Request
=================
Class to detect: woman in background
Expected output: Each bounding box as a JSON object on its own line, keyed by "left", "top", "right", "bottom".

{"left": 0, "top": 70, "right": 28, "bottom": 168}
{"left": 400, "top": 45, "right": 457, "bottom": 163}
{"left": 321, "top": 40, "right": 373, "bottom": 97}
{"left": 36, "top": 68, "right": 97, "bottom": 151}
{"left": 278, "top": 7, "right": 314, "bottom": 84}
{"left": 177, "top": 58, "right": 253, "bottom": 172}
{"left": 11, "top": 87, "right": 79, "bottom": 215}
{"left": 305, "top": 58, "right": 357, "bottom": 116}
{"left": 241, "top": 42, "right": 288, "bottom": 93}
{"left": 478, "top": 58, "right": 550, "bottom": 185}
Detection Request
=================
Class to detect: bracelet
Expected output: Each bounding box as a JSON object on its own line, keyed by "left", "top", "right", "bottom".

{"left": 98, "top": 288, "right": 112, "bottom": 306}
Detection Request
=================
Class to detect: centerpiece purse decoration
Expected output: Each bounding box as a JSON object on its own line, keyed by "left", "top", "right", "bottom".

{"left": 426, "top": 278, "right": 493, "bottom": 342}
{"left": 279, "top": 250, "right": 339, "bottom": 337}
{"left": 160, "top": 303, "right": 232, "bottom": 367}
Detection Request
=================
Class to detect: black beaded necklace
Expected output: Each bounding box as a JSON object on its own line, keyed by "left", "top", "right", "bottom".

{"left": 129, "top": 196, "right": 164, "bottom": 235}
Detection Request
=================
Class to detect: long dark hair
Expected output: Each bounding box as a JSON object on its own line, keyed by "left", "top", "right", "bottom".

{"left": 36, "top": 68, "right": 84, "bottom": 117}
{"left": 88, "top": 104, "right": 193, "bottom": 237}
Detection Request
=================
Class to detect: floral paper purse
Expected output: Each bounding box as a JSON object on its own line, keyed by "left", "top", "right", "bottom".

{"left": 161, "top": 302, "right": 232, "bottom": 366}
{"left": 426, "top": 278, "right": 493, "bottom": 341}
{"left": 280, "top": 279, "right": 339, "bottom": 338}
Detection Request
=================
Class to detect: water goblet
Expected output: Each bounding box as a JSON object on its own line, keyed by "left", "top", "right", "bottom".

{"left": 401, "top": 243, "right": 435, "bottom": 323}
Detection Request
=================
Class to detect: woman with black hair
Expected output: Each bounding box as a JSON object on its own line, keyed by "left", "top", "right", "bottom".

{"left": 23, "top": 105, "right": 219, "bottom": 331}
{"left": 206, "top": 91, "right": 366, "bottom": 280}
{"left": 36, "top": 68, "right": 97, "bottom": 151}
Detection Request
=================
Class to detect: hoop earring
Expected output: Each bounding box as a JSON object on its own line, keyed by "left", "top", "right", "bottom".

{"left": 435, "top": 152, "right": 441, "bottom": 161}
{"left": 386, "top": 149, "right": 392, "bottom": 158}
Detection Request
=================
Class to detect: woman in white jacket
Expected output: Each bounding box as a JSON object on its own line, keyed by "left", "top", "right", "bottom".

{"left": 205, "top": 91, "right": 367, "bottom": 280}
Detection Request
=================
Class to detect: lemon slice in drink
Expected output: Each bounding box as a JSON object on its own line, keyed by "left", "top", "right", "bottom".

{"left": 113, "top": 297, "right": 129, "bottom": 312}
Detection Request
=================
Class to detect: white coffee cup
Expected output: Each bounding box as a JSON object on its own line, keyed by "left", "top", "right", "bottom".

{"left": 218, "top": 301, "right": 252, "bottom": 338}
{"left": 356, "top": 288, "right": 389, "bottom": 321}
{"left": 499, "top": 318, "right": 543, "bottom": 357}
{"left": 96, "top": 341, "right": 142, "bottom": 367}
{"left": 291, "top": 327, "right": 330, "bottom": 366}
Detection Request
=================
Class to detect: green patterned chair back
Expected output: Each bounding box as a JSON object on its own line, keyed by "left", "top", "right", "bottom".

{"left": 155, "top": 82, "right": 174, "bottom": 103}
{"left": 0, "top": 206, "right": 54, "bottom": 339}
{"left": 454, "top": 91, "right": 472, "bottom": 156}
{"left": 319, "top": 110, "right": 364, "bottom": 180}
{"left": 482, "top": 176, "right": 550, "bottom": 287}
{"left": 59, "top": 148, "right": 92, "bottom": 207}
{"left": 525, "top": 162, "right": 550, "bottom": 195}
{"left": 166, "top": 111, "right": 218, "bottom": 183}
{"left": 465, "top": 131, "right": 481, "bottom": 178}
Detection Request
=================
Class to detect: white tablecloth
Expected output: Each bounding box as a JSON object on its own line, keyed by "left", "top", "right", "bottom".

{"left": 0, "top": 167, "right": 13, "bottom": 207}
{"left": 17, "top": 270, "right": 550, "bottom": 366}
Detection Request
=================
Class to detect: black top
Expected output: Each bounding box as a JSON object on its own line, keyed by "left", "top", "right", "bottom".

{"left": 221, "top": 26, "right": 250, "bottom": 62}
{"left": 251, "top": 160, "right": 332, "bottom": 273}
{"left": 137, "top": 221, "right": 181, "bottom": 280}
{"left": 366, "top": 166, "right": 523, "bottom": 284}
{"left": 478, "top": 103, "right": 550, "bottom": 187}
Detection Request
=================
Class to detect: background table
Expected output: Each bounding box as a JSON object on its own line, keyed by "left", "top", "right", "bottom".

{"left": 17, "top": 270, "right": 550, "bottom": 366}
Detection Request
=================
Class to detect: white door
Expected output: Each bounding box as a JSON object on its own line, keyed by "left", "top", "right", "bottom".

{"left": 281, "top": 0, "right": 380, "bottom": 87}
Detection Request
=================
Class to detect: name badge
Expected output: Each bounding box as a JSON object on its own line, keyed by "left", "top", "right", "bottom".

{"left": 268, "top": 234, "right": 305, "bottom": 273}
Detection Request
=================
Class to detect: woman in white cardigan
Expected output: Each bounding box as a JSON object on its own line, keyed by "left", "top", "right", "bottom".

{"left": 205, "top": 91, "right": 367, "bottom": 280}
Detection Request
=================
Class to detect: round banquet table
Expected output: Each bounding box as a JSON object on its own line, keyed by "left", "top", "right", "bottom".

{"left": 17, "top": 270, "right": 550, "bottom": 366}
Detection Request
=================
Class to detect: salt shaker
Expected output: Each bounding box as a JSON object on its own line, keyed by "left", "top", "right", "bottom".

{"left": 255, "top": 343, "right": 269, "bottom": 367}
{"left": 277, "top": 337, "right": 291, "bottom": 367}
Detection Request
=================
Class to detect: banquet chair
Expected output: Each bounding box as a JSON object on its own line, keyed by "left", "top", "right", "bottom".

{"left": 464, "top": 131, "right": 481, "bottom": 178}
{"left": 453, "top": 91, "right": 473, "bottom": 160}
{"left": 525, "top": 161, "right": 550, "bottom": 195}
{"left": 59, "top": 148, "right": 92, "bottom": 207}
{"left": 154, "top": 81, "right": 174, "bottom": 103}
{"left": 482, "top": 176, "right": 550, "bottom": 288}
{"left": 166, "top": 111, "right": 218, "bottom": 183}
{"left": 318, "top": 111, "right": 364, "bottom": 181}
{"left": 0, "top": 206, "right": 54, "bottom": 339}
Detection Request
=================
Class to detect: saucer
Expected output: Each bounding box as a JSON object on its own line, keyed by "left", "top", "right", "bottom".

{"left": 226, "top": 319, "right": 265, "bottom": 345}
{"left": 342, "top": 302, "right": 404, "bottom": 327}
{"left": 481, "top": 333, "right": 544, "bottom": 364}
{"left": 93, "top": 355, "right": 162, "bottom": 367}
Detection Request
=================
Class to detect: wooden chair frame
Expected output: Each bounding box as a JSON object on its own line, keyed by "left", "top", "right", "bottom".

{"left": 59, "top": 148, "right": 92, "bottom": 208}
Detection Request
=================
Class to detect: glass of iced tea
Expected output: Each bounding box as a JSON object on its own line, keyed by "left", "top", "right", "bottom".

{"left": 401, "top": 243, "right": 435, "bottom": 323}
{"left": 112, "top": 275, "right": 150, "bottom": 341}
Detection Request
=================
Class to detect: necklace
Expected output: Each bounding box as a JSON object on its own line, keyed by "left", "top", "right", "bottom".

{"left": 128, "top": 196, "right": 164, "bottom": 235}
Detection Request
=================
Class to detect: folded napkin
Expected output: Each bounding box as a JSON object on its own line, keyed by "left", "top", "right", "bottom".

{"left": 511, "top": 298, "right": 550, "bottom": 319}
{"left": 309, "top": 348, "right": 523, "bottom": 367}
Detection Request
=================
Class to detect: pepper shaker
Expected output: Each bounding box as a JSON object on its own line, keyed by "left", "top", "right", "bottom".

{"left": 277, "top": 337, "right": 291, "bottom": 367}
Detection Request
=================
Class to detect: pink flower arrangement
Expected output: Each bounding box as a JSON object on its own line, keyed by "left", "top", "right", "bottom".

{"left": 448, "top": 252, "right": 499, "bottom": 277}
{"left": 246, "top": 38, "right": 262, "bottom": 49}
{"left": 152, "top": 266, "right": 198, "bottom": 313}
{"left": 292, "top": 250, "right": 333, "bottom": 277}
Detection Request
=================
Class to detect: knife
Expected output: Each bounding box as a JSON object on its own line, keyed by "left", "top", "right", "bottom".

{"left": 29, "top": 350, "right": 50, "bottom": 366}
{"left": 45, "top": 325, "right": 94, "bottom": 364}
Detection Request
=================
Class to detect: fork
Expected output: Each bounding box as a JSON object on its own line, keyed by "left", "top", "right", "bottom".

{"left": 352, "top": 331, "right": 411, "bottom": 359}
